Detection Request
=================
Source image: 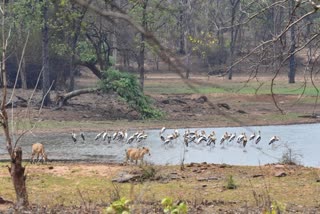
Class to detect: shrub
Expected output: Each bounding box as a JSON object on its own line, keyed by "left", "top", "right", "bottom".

{"left": 140, "top": 165, "right": 156, "bottom": 181}
{"left": 105, "top": 197, "right": 131, "bottom": 214}
{"left": 99, "top": 68, "right": 163, "bottom": 119}
{"left": 225, "top": 175, "right": 237, "bottom": 189}
{"left": 280, "top": 144, "right": 302, "bottom": 165}
{"left": 161, "top": 197, "right": 188, "bottom": 214}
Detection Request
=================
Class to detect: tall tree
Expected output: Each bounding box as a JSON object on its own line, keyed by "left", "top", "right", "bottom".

{"left": 138, "top": 0, "right": 148, "bottom": 90}
{"left": 288, "top": 0, "right": 296, "bottom": 84}
{"left": 42, "top": 0, "right": 51, "bottom": 105}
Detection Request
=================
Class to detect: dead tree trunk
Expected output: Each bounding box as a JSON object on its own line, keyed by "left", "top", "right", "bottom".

{"left": 8, "top": 147, "right": 28, "bottom": 208}
{"left": 54, "top": 87, "right": 99, "bottom": 109}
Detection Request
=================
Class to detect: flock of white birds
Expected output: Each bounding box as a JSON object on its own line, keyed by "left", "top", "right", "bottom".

{"left": 70, "top": 127, "right": 280, "bottom": 149}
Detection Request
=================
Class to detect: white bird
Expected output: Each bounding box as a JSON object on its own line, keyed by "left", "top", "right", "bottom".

{"left": 113, "top": 131, "right": 118, "bottom": 140}
{"left": 255, "top": 131, "right": 261, "bottom": 144}
{"left": 71, "top": 131, "right": 77, "bottom": 143}
{"left": 95, "top": 131, "right": 105, "bottom": 141}
{"left": 224, "top": 132, "right": 230, "bottom": 141}
{"left": 207, "top": 135, "right": 216, "bottom": 146}
{"left": 126, "top": 135, "right": 135, "bottom": 144}
{"left": 123, "top": 130, "right": 128, "bottom": 141}
{"left": 102, "top": 131, "right": 108, "bottom": 141}
{"left": 237, "top": 133, "right": 245, "bottom": 144}
{"left": 196, "top": 136, "right": 207, "bottom": 144}
{"left": 160, "top": 127, "right": 166, "bottom": 135}
{"left": 269, "top": 136, "right": 280, "bottom": 145}
{"left": 249, "top": 132, "right": 256, "bottom": 141}
{"left": 220, "top": 136, "right": 225, "bottom": 145}
{"left": 229, "top": 133, "right": 236, "bottom": 142}
{"left": 164, "top": 139, "right": 171, "bottom": 145}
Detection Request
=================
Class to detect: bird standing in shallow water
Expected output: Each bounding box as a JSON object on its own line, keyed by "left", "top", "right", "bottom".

{"left": 80, "top": 131, "right": 85, "bottom": 141}
{"left": 95, "top": 131, "right": 105, "bottom": 141}
{"left": 269, "top": 136, "right": 280, "bottom": 145}
{"left": 255, "top": 131, "right": 261, "bottom": 144}
{"left": 71, "top": 131, "right": 77, "bottom": 143}
{"left": 228, "top": 133, "right": 236, "bottom": 142}
{"left": 249, "top": 132, "right": 256, "bottom": 141}
{"left": 242, "top": 134, "right": 248, "bottom": 148}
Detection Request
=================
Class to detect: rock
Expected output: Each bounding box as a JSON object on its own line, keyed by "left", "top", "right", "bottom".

{"left": 197, "top": 177, "right": 207, "bottom": 182}
{"left": 112, "top": 173, "right": 141, "bottom": 183}
{"left": 207, "top": 176, "right": 219, "bottom": 181}
{"left": 237, "top": 110, "right": 247, "bottom": 114}
{"left": 274, "top": 171, "right": 287, "bottom": 177}
{"left": 252, "top": 174, "right": 264, "bottom": 178}
{"left": 274, "top": 164, "right": 285, "bottom": 169}
{"left": 195, "top": 96, "right": 208, "bottom": 103}
{"left": 217, "top": 103, "right": 230, "bottom": 110}
{"left": 316, "top": 178, "right": 320, "bottom": 182}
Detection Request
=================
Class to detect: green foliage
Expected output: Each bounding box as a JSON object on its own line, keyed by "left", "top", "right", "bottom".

{"left": 99, "top": 68, "right": 163, "bottom": 119}
{"left": 161, "top": 197, "right": 188, "bottom": 214}
{"left": 105, "top": 197, "right": 131, "bottom": 214}
{"left": 264, "top": 201, "right": 286, "bottom": 214}
{"left": 225, "top": 175, "right": 237, "bottom": 189}
{"left": 77, "top": 41, "right": 97, "bottom": 63}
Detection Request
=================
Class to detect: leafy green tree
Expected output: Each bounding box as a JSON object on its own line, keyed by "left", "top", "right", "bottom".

{"left": 99, "top": 67, "right": 162, "bottom": 119}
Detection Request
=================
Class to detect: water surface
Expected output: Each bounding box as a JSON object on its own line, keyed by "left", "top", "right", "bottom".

{"left": 0, "top": 123, "right": 319, "bottom": 167}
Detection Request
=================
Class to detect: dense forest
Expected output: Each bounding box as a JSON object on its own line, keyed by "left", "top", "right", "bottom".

{"left": 2, "top": 0, "right": 320, "bottom": 97}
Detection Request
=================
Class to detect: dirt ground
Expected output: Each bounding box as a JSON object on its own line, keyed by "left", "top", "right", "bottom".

{"left": 6, "top": 73, "right": 320, "bottom": 133}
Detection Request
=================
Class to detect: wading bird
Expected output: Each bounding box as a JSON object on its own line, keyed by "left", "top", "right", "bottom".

{"left": 269, "top": 136, "right": 280, "bottom": 145}
{"left": 95, "top": 131, "right": 105, "bottom": 141}
{"left": 255, "top": 131, "right": 261, "bottom": 144}
{"left": 249, "top": 132, "right": 256, "bottom": 141}
{"left": 71, "top": 131, "right": 77, "bottom": 143}
{"left": 160, "top": 127, "right": 166, "bottom": 136}
{"left": 80, "top": 131, "right": 85, "bottom": 141}
{"left": 229, "top": 133, "right": 236, "bottom": 142}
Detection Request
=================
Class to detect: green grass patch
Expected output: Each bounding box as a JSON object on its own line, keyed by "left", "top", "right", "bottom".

{"left": 144, "top": 79, "right": 320, "bottom": 96}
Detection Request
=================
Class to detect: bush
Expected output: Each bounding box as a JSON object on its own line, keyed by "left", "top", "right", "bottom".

{"left": 161, "top": 197, "right": 188, "bottom": 214}
{"left": 280, "top": 144, "right": 302, "bottom": 165}
{"left": 225, "top": 175, "right": 237, "bottom": 189}
{"left": 99, "top": 68, "right": 163, "bottom": 119}
{"left": 105, "top": 197, "right": 131, "bottom": 214}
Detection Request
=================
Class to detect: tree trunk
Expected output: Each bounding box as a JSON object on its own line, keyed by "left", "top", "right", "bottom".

{"left": 228, "top": 0, "right": 240, "bottom": 80}
{"left": 42, "top": 0, "right": 51, "bottom": 105}
{"left": 139, "top": 0, "right": 148, "bottom": 90}
{"left": 9, "top": 147, "right": 29, "bottom": 208}
{"left": 20, "top": 59, "right": 27, "bottom": 89}
{"left": 288, "top": 0, "right": 296, "bottom": 84}
{"left": 54, "top": 87, "right": 98, "bottom": 108}
{"left": 68, "top": 4, "right": 86, "bottom": 92}
{"left": 178, "top": 0, "right": 186, "bottom": 55}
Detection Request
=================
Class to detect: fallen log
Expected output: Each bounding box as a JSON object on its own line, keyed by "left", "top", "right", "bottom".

{"left": 54, "top": 87, "right": 99, "bottom": 110}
